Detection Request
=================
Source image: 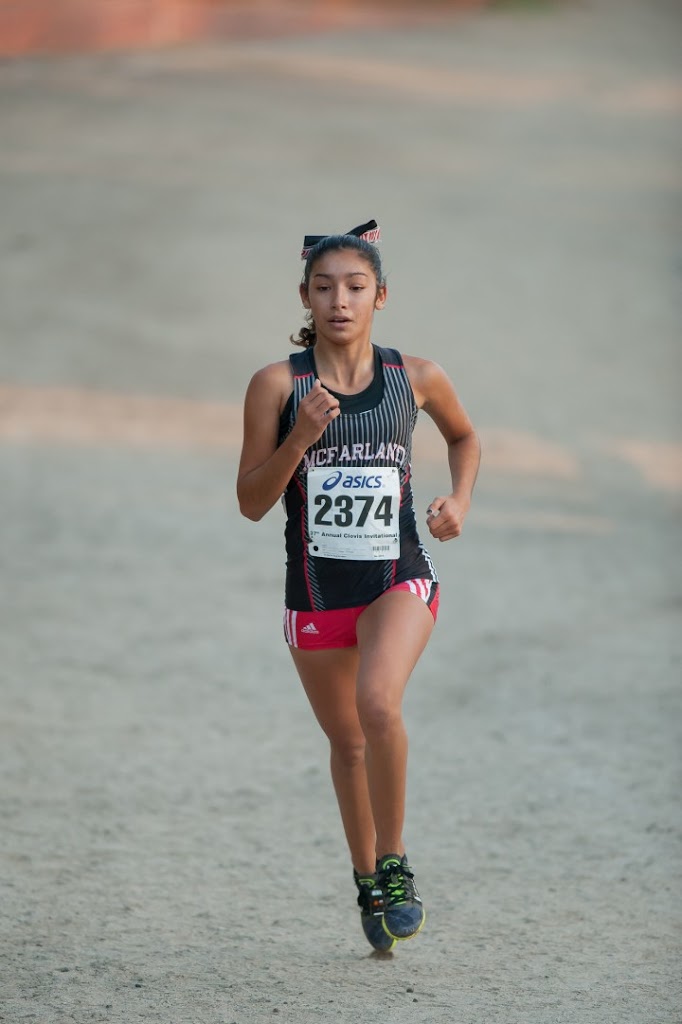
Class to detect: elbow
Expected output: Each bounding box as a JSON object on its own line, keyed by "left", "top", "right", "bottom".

{"left": 466, "top": 427, "right": 481, "bottom": 451}
{"left": 237, "top": 475, "right": 278, "bottom": 521}
{"left": 238, "top": 497, "right": 265, "bottom": 522}
{"left": 236, "top": 484, "right": 260, "bottom": 521}
{"left": 450, "top": 427, "right": 479, "bottom": 449}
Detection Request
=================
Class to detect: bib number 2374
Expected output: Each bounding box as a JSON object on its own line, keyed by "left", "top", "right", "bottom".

{"left": 307, "top": 467, "right": 400, "bottom": 560}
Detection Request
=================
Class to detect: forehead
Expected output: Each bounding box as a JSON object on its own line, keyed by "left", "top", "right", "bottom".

{"left": 310, "top": 248, "right": 376, "bottom": 278}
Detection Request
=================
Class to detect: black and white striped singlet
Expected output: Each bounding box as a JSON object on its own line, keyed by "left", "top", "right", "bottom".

{"left": 278, "top": 345, "right": 438, "bottom": 612}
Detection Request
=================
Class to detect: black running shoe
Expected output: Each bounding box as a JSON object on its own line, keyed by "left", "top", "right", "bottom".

{"left": 377, "top": 853, "right": 425, "bottom": 941}
{"left": 354, "top": 870, "right": 396, "bottom": 952}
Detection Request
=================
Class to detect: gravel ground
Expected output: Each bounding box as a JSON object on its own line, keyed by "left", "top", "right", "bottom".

{"left": 1, "top": 1, "right": 681, "bottom": 1021}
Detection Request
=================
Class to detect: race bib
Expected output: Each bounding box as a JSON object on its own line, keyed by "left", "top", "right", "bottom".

{"left": 307, "top": 467, "right": 400, "bottom": 560}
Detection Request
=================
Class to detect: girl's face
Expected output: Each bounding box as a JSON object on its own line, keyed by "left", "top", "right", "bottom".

{"left": 301, "top": 248, "right": 387, "bottom": 347}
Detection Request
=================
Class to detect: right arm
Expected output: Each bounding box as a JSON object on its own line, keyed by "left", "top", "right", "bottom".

{"left": 236, "top": 362, "right": 341, "bottom": 522}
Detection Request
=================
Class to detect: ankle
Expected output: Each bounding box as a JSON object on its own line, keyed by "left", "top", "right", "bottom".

{"left": 353, "top": 864, "right": 376, "bottom": 879}
{"left": 376, "top": 849, "right": 405, "bottom": 865}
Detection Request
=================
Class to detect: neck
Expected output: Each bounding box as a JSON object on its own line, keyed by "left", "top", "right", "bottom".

{"left": 313, "top": 340, "right": 375, "bottom": 393}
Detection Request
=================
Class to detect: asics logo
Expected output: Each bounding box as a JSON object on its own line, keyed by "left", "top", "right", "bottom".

{"left": 322, "top": 471, "right": 343, "bottom": 490}
{"left": 322, "top": 471, "right": 383, "bottom": 491}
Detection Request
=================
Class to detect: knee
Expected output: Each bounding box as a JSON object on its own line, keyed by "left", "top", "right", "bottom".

{"left": 329, "top": 735, "right": 366, "bottom": 770}
{"left": 356, "top": 696, "right": 402, "bottom": 741}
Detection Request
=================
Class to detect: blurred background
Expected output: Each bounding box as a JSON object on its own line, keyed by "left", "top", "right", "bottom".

{"left": 1, "top": 1, "right": 489, "bottom": 56}
{"left": 1, "top": 1, "right": 680, "bottom": 1022}
{"left": 1, "top": 0, "right": 680, "bottom": 441}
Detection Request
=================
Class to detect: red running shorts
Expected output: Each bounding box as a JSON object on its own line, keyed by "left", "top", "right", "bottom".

{"left": 283, "top": 579, "right": 439, "bottom": 650}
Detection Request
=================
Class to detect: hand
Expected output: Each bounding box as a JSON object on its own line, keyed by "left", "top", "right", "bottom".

{"left": 426, "top": 494, "right": 469, "bottom": 542}
{"left": 292, "top": 379, "right": 341, "bottom": 447}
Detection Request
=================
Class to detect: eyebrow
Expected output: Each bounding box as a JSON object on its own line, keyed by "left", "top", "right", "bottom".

{"left": 312, "top": 271, "right": 369, "bottom": 279}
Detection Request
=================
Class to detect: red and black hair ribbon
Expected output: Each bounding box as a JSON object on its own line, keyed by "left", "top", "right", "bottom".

{"left": 300, "top": 219, "right": 381, "bottom": 260}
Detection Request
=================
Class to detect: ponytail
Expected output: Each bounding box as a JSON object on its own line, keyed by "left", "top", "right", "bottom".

{"left": 290, "top": 313, "right": 316, "bottom": 348}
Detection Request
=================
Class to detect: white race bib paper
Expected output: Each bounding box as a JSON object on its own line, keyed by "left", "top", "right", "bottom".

{"left": 307, "top": 467, "right": 400, "bottom": 560}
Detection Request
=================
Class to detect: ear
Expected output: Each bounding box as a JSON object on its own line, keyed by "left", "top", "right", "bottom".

{"left": 374, "top": 283, "right": 388, "bottom": 311}
{"left": 300, "top": 283, "right": 311, "bottom": 310}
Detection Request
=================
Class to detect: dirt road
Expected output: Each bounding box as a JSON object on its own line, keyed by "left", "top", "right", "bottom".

{"left": 1, "top": 1, "right": 680, "bottom": 1021}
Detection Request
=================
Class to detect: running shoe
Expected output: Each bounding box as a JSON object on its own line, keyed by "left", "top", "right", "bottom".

{"left": 354, "top": 870, "right": 396, "bottom": 952}
{"left": 377, "top": 853, "right": 425, "bottom": 941}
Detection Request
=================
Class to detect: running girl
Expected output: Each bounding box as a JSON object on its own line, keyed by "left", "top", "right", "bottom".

{"left": 237, "top": 221, "right": 480, "bottom": 951}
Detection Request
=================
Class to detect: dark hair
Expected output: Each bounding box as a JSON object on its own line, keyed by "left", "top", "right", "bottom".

{"left": 290, "top": 234, "right": 385, "bottom": 348}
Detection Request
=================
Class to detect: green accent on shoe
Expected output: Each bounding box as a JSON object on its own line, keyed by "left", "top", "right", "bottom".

{"left": 376, "top": 853, "right": 425, "bottom": 941}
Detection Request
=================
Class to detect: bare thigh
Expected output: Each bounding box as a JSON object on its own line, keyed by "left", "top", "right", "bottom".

{"left": 289, "top": 645, "right": 364, "bottom": 752}
{"left": 355, "top": 590, "right": 435, "bottom": 721}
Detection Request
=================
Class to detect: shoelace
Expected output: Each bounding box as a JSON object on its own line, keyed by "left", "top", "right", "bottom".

{"left": 381, "top": 863, "right": 416, "bottom": 908}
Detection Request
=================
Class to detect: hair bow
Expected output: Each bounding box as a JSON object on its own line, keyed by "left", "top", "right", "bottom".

{"left": 300, "top": 219, "right": 380, "bottom": 260}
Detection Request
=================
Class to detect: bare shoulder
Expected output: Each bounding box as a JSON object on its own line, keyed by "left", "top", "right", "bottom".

{"left": 246, "top": 358, "right": 294, "bottom": 414}
{"left": 402, "top": 353, "right": 474, "bottom": 442}
{"left": 401, "top": 354, "right": 454, "bottom": 409}
{"left": 248, "top": 358, "right": 292, "bottom": 389}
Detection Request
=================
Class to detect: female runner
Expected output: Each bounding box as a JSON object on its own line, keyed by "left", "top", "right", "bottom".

{"left": 237, "top": 221, "right": 480, "bottom": 951}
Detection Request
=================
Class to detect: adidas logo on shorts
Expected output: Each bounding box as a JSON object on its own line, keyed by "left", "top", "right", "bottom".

{"left": 300, "top": 622, "right": 319, "bottom": 634}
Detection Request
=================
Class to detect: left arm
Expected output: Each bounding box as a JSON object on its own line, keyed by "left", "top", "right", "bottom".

{"left": 404, "top": 356, "right": 481, "bottom": 542}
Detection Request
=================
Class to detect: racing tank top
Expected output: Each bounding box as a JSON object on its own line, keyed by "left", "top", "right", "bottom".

{"left": 278, "top": 344, "right": 438, "bottom": 612}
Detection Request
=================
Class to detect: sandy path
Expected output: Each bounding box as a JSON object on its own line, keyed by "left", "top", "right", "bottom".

{"left": 1, "top": 1, "right": 680, "bottom": 1021}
